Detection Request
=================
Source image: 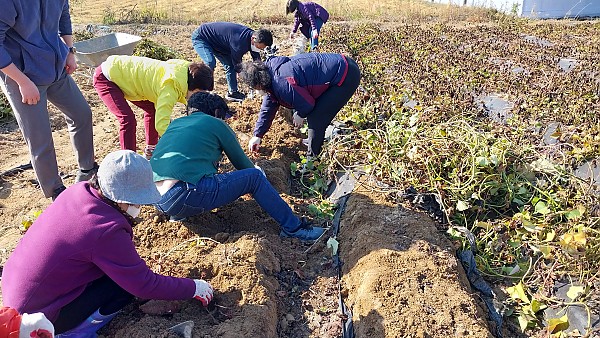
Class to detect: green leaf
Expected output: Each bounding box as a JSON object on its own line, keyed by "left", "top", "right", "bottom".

{"left": 506, "top": 282, "right": 530, "bottom": 304}
{"left": 565, "top": 209, "right": 581, "bottom": 220}
{"left": 534, "top": 201, "right": 550, "bottom": 215}
{"left": 456, "top": 200, "right": 470, "bottom": 211}
{"left": 518, "top": 314, "right": 529, "bottom": 332}
{"left": 566, "top": 285, "right": 585, "bottom": 300}
{"left": 530, "top": 299, "right": 546, "bottom": 313}
{"left": 547, "top": 314, "right": 569, "bottom": 334}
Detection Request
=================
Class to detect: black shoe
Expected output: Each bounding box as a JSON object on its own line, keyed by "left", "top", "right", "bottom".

{"left": 75, "top": 162, "right": 99, "bottom": 182}
{"left": 280, "top": 217, "right": 325, "bottom": 241}
{"left": 226, "top": 91, "right": 246, "bottom": 102}
{"left": 52, "top": 185, "right": 67, "bottom": 201}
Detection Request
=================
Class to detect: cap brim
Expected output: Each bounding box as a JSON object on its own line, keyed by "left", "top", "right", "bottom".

{"left": 127, "top": 186, "right": 162, "bottom": 205}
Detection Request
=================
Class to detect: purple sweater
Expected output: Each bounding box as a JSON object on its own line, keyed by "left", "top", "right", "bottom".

{"left": 1, "top": 182, "right": 195, "bottom": 322}
{"left": 292, "top": 2, "right": 329, "bottom": 34}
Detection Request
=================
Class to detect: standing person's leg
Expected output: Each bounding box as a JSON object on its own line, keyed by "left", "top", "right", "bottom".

{"left": 131, "top": 100, "right": 158, "bottom": 158}
{"left": 46, "top": 71, "right": 96, "bottom": 173}
{"left": 159, "top": 169, "right": 300, "bottom": 232}
{"left": 310, "top": 18, "right": 324, "bottom": 51}
{"left": 214, "top": 54, "right": 238, "bottom": 94}
{"left": 0, "top": 74, "right": 63, "bottom": 198}
{"left": 53, "top": 275, "right": 133, "bottom": 335}
{"left": 305, "top": 57, "right": 361, "bottom": 157}
{"left": 192, "top": 39, "right": 217, "bottom": 70}
{"left": 93, "top": 67, "right": 138, "bottom": 151}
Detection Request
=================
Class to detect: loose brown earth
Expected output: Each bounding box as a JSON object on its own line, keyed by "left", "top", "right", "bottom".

{"left": 0, "top": 24, "right": 509, "bottom": 337}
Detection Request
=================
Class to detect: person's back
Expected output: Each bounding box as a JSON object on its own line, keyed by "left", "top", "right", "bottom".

{"left": 192, "top": 22, "right": 255, "bottom": 58}
{"left": 151, "top": 112, "right": 251, "bottom": 184}
{"left": 1, "top": 183, "right": 131, "bottom": 321}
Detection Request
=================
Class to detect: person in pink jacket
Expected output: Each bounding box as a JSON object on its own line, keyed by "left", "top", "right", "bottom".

{"left": 1, "top": 150, "right": 213, "bottom": 337}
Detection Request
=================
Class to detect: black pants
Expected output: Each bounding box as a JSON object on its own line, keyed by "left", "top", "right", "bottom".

{"left": 53, "top": 275, "right": 134, "bottom": 334}
{"left": 306, "top": 57, "right": 361, "bottom": 157}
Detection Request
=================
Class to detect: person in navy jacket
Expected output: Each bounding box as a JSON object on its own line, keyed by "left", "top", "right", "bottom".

{"left": 240, "top": 53, "right": 360, "bottom": 158}
{"left": 191, "top": 22, "right": 273, "bottom": 102}
{"left": 286, "top": 0, "right": 329, "bottom": 51}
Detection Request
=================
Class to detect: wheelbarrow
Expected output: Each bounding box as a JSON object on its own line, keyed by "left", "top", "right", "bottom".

{"left": 73, "top": 32, "right": 142, "bottom": 80}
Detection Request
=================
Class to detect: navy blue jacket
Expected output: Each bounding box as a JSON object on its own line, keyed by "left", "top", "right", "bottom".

{"left": 0, "top": 0, "right": 73, "bottom": 85}
{"left": 253, "top": 53, "right": 349, "bottom": 138}
{"left": 191, "top": 22, "right": 260, "bottom": 67}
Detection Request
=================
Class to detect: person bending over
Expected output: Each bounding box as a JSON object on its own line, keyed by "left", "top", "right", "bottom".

{"left": 1, "top": 150, "right": 213, "bottom": 337}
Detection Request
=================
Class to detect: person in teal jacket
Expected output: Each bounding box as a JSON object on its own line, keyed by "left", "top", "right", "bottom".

{"left": 151, "top": 92, "right": 325, "bottom": 241}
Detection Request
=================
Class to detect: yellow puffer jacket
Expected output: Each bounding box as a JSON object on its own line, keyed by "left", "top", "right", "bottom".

{"left": 103, "top": 55, "right": 190, "bottom": 136}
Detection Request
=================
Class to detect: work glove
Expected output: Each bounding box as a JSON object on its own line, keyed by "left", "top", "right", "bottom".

{"left": 311, "top": 30, "right": 319, "bottom": 39}
{"left": 255, "top": 165, "right": 266, "bottom": 178}
{"left": 249, "top": 136, "right": 262, "bottom": 152}
{"left": 293, "top": 112, "right": 305, "bottom": 128}
{"left": 20, "top": 312, "right": 54, "bottom": 338}
{"left": 193, "top": 279, "right": 214, "bottom": 307}
{"left": 289, "top": 32, "right": 295, "bottom": 39}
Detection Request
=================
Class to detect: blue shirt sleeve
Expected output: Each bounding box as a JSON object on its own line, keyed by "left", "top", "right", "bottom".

{"left": 58, "top": 1, "right": 72, "bottom": 36}
{"left": 253, "top": 94, "right": 280, "bottom": 137}
{"left": 0, "top": 4, "right": 17, "bottom": 69}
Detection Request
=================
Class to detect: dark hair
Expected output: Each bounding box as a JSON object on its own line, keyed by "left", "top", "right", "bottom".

{"left": 239, "top": 61, "right": 272, "bottom": 90}
{"left": 188, "top": 62, "right": 214, "bottom": 91}
{"left": 253, "top": 29, "right": 273, "bottom": 46}
{"left": 286, "top": 0, "right": 299, "bottom": 14}
{"left": 187, "top": 92, "right": 234, "bottom": 120}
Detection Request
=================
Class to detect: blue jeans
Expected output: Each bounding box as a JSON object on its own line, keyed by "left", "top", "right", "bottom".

{"left": 155, "top": 169, "right": 300, "bottom": 232}
{"left": 299, "top": 18, "right": 324, "bottom": 51}
{"left": 192, "top": 38, "right": 238, "bottom": 93}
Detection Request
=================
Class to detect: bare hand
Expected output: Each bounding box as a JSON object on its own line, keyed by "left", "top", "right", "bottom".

{"left": 19, "top": 79, "right": 40, "bottom": 105}
{"left": 65, "top": 53, "right": 78, "bottom": 74}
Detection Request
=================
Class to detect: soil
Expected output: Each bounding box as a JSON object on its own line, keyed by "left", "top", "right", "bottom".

{"left": 1, "top": 23, "right": 502, "bottom": 337}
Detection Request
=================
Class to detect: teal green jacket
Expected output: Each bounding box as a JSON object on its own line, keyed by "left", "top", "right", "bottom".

{"left": 151, "top": 112, "right": 254, "bottom": 183}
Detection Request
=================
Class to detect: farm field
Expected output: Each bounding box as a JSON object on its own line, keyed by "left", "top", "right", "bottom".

{"left": 1, "top": 1, "right": 600, "bottom": 337}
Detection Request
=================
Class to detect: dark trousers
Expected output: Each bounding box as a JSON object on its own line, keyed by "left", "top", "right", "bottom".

{"left": 53, "top": 275, "right": 133, "bottom": 334}
{"left": 306, "top": 57, "right": 361, "bottom": 157}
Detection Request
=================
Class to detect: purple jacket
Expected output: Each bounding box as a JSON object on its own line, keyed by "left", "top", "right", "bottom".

{"left": 292, "top": 2, "right": 329, "bottom": 34}
{"left": 1, "top": 182, "right": 195, "bottom": 322}
{"left": 0, "top": 0, "right": 72, "bottom": 85}
{"left": 191, "top": 22, "right": 260, "bottom": 67}
{"left": 253, "top": 53, "right": 348, "bottom": 138}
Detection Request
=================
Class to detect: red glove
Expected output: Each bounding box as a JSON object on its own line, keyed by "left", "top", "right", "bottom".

{"left": 0, "top": 307, "right": 54, "bottom": 338}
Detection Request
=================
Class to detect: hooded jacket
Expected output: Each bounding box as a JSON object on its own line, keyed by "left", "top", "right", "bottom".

{"left": 102, "top": 55, "right": 190, "bottom": 136}
{"left": 253, "top": 53, "right": 348, "bottom": 138}
{"left": 0, "top": 0, "right": 72, "bottom": 85}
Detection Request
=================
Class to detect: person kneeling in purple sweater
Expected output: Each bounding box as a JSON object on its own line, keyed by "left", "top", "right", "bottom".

{"left": 1, "top": 150, "right": 213, "bottom": 337}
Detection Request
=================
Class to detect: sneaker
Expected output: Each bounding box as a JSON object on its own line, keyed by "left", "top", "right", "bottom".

{"left": 144, "top": 145, "right": 156, "bottom": 160}
{"left": 226, "top": 91, "right": 246, "bottom": 102}
{"left": 280, "top": 218, "right": 325, "bottom": 241}
{"left": 52, "top": 185, "right": 67, "bottom": 201}
{"left": 75, "top": 162, "right": 99, "bottom": 183}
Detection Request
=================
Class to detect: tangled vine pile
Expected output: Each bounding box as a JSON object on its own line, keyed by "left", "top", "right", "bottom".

{"left": 320, "top": 20, "right": 600, "bottom": 333}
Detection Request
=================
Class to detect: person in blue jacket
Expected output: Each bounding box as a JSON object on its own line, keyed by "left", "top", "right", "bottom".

{"left": 240, "top": 53, "right": 360, "bottom": 158}
{"left": 0, "top": 0, "right": 97, "bottom": 200}
{"left": 191, "top": 22, "right": 273, "bottom": 102}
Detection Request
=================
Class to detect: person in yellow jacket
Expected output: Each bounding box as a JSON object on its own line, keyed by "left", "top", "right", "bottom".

{"left": 93, "top": 56, "right": 214, "bottom": 158}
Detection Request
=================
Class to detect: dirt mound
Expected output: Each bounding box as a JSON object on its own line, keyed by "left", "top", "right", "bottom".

{"left": 340, "top": 188, "right": 492, "bottom": 338}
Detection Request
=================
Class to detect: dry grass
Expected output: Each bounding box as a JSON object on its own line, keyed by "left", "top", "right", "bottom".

{"left": 70, "top": 0, "right": 499, "bottom": 25}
